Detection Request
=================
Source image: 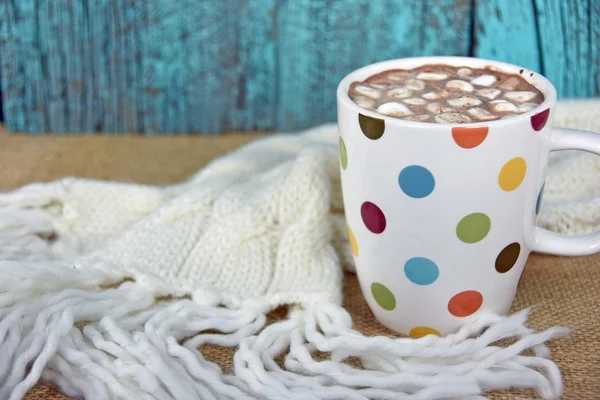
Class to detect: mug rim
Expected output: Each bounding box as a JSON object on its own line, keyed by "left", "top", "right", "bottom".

{"left": 336, "top": 56, "right": 557, "bottom": 130}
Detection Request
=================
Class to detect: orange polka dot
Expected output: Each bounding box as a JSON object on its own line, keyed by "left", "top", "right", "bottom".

{"left": 409, "top": 326, "right": 441, "bottom": 338}
{"left": 448, "top": 290, "right": 483, "bottom": 317}
{"left": 347, "top": 225, "right": 359, "bottom": 257}
{"left": 452, "top": 126, "right": 488, "bottom": 149}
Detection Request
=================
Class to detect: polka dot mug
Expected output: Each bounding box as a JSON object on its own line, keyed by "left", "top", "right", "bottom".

{"left": 337, "top": 56, "right": 600, "bottom": 337}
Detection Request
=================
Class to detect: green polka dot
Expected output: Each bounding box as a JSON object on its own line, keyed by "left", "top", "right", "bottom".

{"left": 456, "top": 213, "right": 491, "bottom": 243}
{"left": 339, "top": 137, "right": 348, "bottom": 169}
{"left": 371, "top": 282, "right": 396, "bottom": 311}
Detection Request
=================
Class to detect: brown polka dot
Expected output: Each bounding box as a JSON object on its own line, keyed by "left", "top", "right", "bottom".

{"left": 358, "top": 113, "right": 385, "bottom": 140}
{"left": 495, "top": 242, "right": 521, "bottom": 273}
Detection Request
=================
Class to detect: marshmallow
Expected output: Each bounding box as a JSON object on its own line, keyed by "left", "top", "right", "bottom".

{"left": 404, "top": 79, "right": 426, "bottom": 91}
{"left": 352, "top": 96, "right": 377, "bottom": 110}
{"left": 405, "top": 114, "right": 432, "bottom": 122}
{"left": 426, "top": 102, "right": 454, "bottom": 114}
{"left": 467, "top": 108, "right": 498, "bottom": 121}
{"left": 504, "top": 91, "right": 537, "bottom": 103}
{"left": 457, "top": 68, "right": 473, "bottom": 76}
{"left": 489, "top": 100, "right": 518, "bottom": 113}
{"left": 370, "top": 83, "right": 391, "bottom": 90}
{"left": 445, "top": 80, "right": 474, "bottom": 92}
{"left": 354, "top": 85, "right": 382, "bottom": 99}
{"left": 423, "top": 90, "right": 449, "bottom": 100}
{"left": 403, "top": 98, "right": 427, "bottom": 105}
{"left": 417, "top": 72, "right": 449, "bottom": 80}
{"left": 434, "top": 112, "right": 472, "bottom": 124}
{"left": 376, "top": 102, "right": 414, "bottom": 117}
{"left": 387, "top": 71, "right": 413, "bottom": 81}
{"left": 498, "top": 77, "right": 519, "bottom": 90}
{"left": 476, "top": 88, "right": 502, "bottom": 100}
{"left": 387, "top": 87, "right": 412, "bottom": 99}
{"left": 369, "top": 76, "right": 396, "bottom": 86}
{"left": 517, "top": 102, "right": 538, "bottom": 113}
{"left": 471, "top": 75, "right": 497, "bottom": 86}
{"left": 447, "top": 95, "right": 482, "bottom": 108}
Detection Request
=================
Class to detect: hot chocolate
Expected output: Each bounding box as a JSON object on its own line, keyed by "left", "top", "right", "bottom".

{"left": 348, "top": 64, "right": 544, "bottom": 124}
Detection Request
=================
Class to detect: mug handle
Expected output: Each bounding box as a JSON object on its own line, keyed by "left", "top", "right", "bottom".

{"left": 530, "top": 127, "right": 600, "bottom": 256}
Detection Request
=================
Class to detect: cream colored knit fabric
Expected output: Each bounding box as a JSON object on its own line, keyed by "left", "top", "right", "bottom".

{"left": 0, "top": 99, "right": 598, "bottom": 400}
{"left": 538, "top": 100, "right": 600, "bottom": 235}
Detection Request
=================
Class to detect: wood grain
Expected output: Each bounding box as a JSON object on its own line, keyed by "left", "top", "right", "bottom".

{"left": 0, "top": 0, "right": 38, "bottom": 132}
{"left": 277, "top": 0, "right": 473, "bottom": 131}
{"left": 0, "top": 0, "right": 597, "bottom": 134}
{"left": 593, "top": 0, "right": 600, "bottom": 95}
{"left": 422, "top": 0, "right": 472, "bottom": 56}
{"left": 142, "top": 0, "right": 276, "bottom": 134}
{"left": 473, "top": 0, "right": 541, "bottom": 72}
{"left": 277, "top": 0, "right": 328, "bottom": 131}
{"left": 535, "top": 0, "right": 597, "bottom": 98}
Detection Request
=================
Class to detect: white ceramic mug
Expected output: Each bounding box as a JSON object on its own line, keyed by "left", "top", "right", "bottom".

{"left": 337, "top": 56, "right": 600, "bottom": 337}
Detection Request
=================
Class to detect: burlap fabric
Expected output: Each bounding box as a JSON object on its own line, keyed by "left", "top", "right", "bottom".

{"left": 0, "top": 128, "right": 596, "bottom": 400}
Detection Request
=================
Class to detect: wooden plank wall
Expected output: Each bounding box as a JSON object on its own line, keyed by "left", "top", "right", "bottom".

{"left": 0, "top": 0, "right": 597, "bottom": 135}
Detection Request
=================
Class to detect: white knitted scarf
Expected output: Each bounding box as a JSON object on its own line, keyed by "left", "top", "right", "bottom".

{"left": 1, "top": 99, "right": 599, "bottom": 400}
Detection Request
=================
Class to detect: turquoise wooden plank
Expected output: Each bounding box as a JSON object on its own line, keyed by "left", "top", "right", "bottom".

{"left": 362, "top": 1, "right": 426, "bottom": 66}
{"left": 320, "top": 1, "right": 424, "bottom": 125}
{"left": 0, "top": 0, "right": 597, "bottom": 134}
{"left": 473, "top": 0, "right": 541, "bottom": 72}
{"left": 422, "top": 0, "right": 473, "bottom": 56}
{"left": 39, "top": 1, "right": 69, "bottom": 132}
{"left": 277, "top": 0, "right": 328, "bottom": 131}
{"left": 0, "top": 0, "right": 147, "bottom": 133}
{"left": 234, "top": 0, "right": 277, "bottom": 132}
{"left": 109, "top": 0, "right": 145, "bottom": 134}
{"left": 87, "top": 0, "right": 146, "bottom": 133}
{"left": 62, "top": 1, "right": 89, "bottom": 132}
{"left": 277, "top": 0, "right": 472, "bottom": 131}
{"left": 143, "top": 0, "right": 229, "bottom": 134}
{"left": 592, "top": 0, "right": 600, "bottom": 95}
{"left": 143, "top": 0, "right": 276, "bottom": 134}
{"left": 0, "top": 0, "right": 40, "bottom": 132}
{"left": 535, "top": 0, "right": 596, "bottom": 98}
{"left": 560, "top": 0, "right": 593, "bottom": 97}
{"left": 39, "top": 0, "right": 90, "bottom": 133}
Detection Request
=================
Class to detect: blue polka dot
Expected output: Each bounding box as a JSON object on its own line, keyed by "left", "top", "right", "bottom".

{"left": 536, "top": 183, "right": 545, "bottom": 215}
{"left": 404, "top": 257, "right": 439, "bottom": 285}
{"left": 398, "top": 165, "right": 435, "bottom": 198}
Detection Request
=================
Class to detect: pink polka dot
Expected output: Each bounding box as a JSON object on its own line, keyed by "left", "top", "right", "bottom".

{"left": 531, "top": 108, "right": 550, "bottom": 131}
{"left": 361, "top": 201, "right": 386, "bottom": 234}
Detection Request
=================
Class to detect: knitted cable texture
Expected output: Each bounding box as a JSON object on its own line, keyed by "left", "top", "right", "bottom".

{"left": 0, "top": 99, "right": 598, "bottom": 400}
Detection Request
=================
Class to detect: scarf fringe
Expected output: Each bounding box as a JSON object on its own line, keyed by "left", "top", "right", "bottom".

{"left": 0, "top": 261, "right": 267, "bottom": 400}
{"left": 0, "top": 181, "right": 81, "bottom": 264}
{"left": 0, "top": 258, "right": 568, "bottom": 400}
{"left": 235, "top": 302, "right": 568, "bottom": 400}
